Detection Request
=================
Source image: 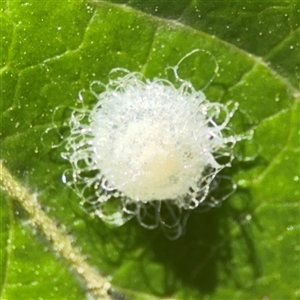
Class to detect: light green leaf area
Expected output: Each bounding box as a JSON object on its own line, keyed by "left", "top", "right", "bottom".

{"left": 1, "top": 1, "right": 299, "bottom": 299}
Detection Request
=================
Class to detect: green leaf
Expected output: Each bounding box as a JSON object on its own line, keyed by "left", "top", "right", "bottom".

{"left": 106, "top": 0, "right": 300, "bottom": 88}
{"left": 1, "top": 1, "right": 299, "bottom": 299}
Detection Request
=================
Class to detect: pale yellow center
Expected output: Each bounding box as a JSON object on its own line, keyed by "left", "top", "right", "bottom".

{"left": 98, "top": 120, "right": 204, "bottom": 201}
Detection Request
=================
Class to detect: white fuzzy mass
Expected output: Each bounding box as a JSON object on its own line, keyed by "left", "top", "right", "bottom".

{"left": 62, "top": 69, "right": 237, "bottom": 238}
{"left": 89, "top": 77, "right": 223, "bottom": 202}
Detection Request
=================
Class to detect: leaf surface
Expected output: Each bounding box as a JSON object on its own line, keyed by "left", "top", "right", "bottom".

{"left": 1, "top": 1, "right": 299, "bottom": 299}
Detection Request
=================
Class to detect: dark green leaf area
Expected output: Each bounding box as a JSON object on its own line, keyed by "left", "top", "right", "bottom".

{"left": 103, "top": 0, "right": 300, "bottom": 88}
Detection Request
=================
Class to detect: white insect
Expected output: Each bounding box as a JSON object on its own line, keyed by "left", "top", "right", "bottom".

{"left": 61, "top": 50, "right": 239, "bottom": 239}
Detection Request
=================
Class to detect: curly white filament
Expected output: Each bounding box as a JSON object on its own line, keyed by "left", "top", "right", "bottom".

{"left": 61, "top": 56, "right": 239, "bottom": 239}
